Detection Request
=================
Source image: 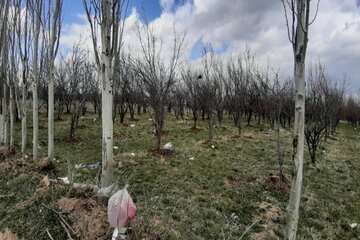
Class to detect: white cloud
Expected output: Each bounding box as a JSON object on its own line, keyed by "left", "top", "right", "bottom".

{"left": 60, "top": 0, "right": 360, "bottom": 91}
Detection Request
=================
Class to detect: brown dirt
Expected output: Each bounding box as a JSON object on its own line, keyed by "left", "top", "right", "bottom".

{"left": 38, "top": 158, "right": 55, "bottom": 171}
{"left": 114, "top": 132, "right": 122, "bottom": 139}
{"left": 69, "top": 187, "right": 95, "bottom": 198}
{"left": 264, "top": 174, "right": 290, "bottom": 193}
{"left": 224, "top": 176, "right": 257, "bottom": 187}
{"left": 35, "top": 175, "right": 63, "bottom": 196}
{"left": 55, "top": 197, "right": 112, "bottom": 240}
{"left": 0, "top": 152, "right": 33, "bottom": 176}
{"left": 0, "top": 228, "right": 22, "bottom": 240}
{"left": 0, "top": 147, "right": 16, "bottom": 160}
{"left": 147, "top": 148, "right": 174, "bottom": 157}
{"left": 122, "top": 123, "right": 129, "bottom": 127}
{"left": 63, "top": 136, "right": 81, "bottom": 144}
{"left": 76, "top": 125, "right": 87, "bottom": 129}
{"left": 190, "top": 127, "right": 204, "bottom": 133}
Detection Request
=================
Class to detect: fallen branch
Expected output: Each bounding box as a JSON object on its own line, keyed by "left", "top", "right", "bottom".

{"left": 239, "top": 220, "right": 259, "bottom": 240}
{"left": 45, "top": 228, "right": 55, "bottom": 240}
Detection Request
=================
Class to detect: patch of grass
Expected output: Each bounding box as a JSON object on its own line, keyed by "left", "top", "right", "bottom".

{"left": 1, "top": 110, "right": 360, "bottom": 239}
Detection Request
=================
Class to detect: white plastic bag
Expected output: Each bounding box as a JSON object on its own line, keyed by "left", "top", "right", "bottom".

{"left": 108, "top": 185, "right": 137, "bottom": 229}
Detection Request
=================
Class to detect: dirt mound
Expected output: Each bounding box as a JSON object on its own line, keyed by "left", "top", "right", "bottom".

{"left": 148, "top": 148, "right": 174, "bottom": 157}
{"left": 38, "top": 158, "right": 55, "bottom": 171}
{"left": 0, "top": 155, "right": 32, "bottom": 176}
{"left": 69, "top": 187, "right": 95, "bottom": 198}
{"left": 264, "top": 174, "right": 290, "bottom": 193}
{"left": 0, "top": 228, "right": 22, "bottom": 240}
{"left": 55, "top": 196, "right": 112, "bottom": 240}
{"left": 224, "top": 176, "right": 257, "bottom": 187}
{"left": 0, "top": 147, "right": 16, "bottom": 160}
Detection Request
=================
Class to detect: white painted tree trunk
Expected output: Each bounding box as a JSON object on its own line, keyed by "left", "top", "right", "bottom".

{"left": 21, "top": 89, "right": 27, "bottom": 153}
{"left": 9, "top": 86, "right": 14, "bottom": 147}
{"left": 285, "top": 0, "right": 308, "bottom": 238}
{"left": 100, "top": 0, "right": 114, "bottom": 188}
{"left": 32, "top": 0, "right": 41, "bottom": 161}
{"left": 48, "top": 69, "right": 54, "bottom": 159}
{"left": 3, "top": 85, "right": 8, "bottom": 146}
{"left": 47, "top": 0, "right": 61, "bottom": 160}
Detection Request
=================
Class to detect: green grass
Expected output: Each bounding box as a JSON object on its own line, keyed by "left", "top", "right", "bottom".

{"left": 1, "top": 109, "right": 360, "bottom": 239}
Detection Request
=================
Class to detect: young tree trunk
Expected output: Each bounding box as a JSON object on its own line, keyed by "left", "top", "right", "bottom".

{"left": 100, "top": 0, "right": 114, "bottom": 188}
{"left": 48, "top": 68, "right": 55, "bottom": 158}
{"left": 21, "top": 83, "right": 27, "bottom": 153}
{"left": 9, "top": 86, "right": 14, "bottom": 147}
{"left": 32, "top": 0, "right": 41, "bottom": 161}
{"left": 3, "top": 85, "right": 8, "bottom": 146}
{"left": 284, "top": 0, "right": 309, "bottom": 238}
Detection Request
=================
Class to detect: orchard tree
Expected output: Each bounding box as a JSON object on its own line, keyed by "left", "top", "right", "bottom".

{"left": 281, "top": 0, "right": 320, "bottom": 238}
{"left": 83, "top": 0, "right": 130, "bottom": 188}
{"left": 134, "top": 23, "right": 185, "bottom": 149}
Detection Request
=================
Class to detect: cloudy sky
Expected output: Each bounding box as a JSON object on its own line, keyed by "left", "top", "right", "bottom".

{"left": 61, "top": 0, "right": 360, "bottom": 93}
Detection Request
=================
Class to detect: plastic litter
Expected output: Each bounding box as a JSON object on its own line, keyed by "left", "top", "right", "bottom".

{"left": 108, "top": 185, "right": 137, "bottom": 230}
{"left": 87, "top": 162, "right": 101, "bottom": 169}
{"left": 58, "top": 176, "right": 70, "bottom": 184}
{"left": 130, "top": 124, "right": 135, "bottom": 128}
{"left": 163, "top": 142, "right": 173, "bottom": 150}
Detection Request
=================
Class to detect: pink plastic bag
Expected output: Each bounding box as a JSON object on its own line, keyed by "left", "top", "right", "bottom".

{"left": 108, "top": 185, "right": 137, "bottom": 228}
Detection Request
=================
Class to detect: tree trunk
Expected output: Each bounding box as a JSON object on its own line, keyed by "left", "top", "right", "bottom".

{"left": 32, "top": 0, "right": 41, "bottom": 161}
{"left": 48, "top": 69, "right": 55, "bottom": 159}
{"left": 3, "top": 85, "right": 8, "bottom": 146}
{"left": 9, "top": 86, "right": 14, "bottom": 147}
{"left": 21, "top": 85, "right": 27, "bottom": 153}
{"left": 285, "top": 1, "right": 308, "bottom": 238}
{"left": 100, "top": 0, "right": 114, "bottom": 188}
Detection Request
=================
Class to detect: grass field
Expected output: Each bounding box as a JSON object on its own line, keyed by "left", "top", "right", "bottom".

{"left": 0, "top": 109, "right": 359, "bottom": 239}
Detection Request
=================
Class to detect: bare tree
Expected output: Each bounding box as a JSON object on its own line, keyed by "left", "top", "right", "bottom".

{"left": 133, "top": 23, "right": 185, "bottom": 149}
{"left": 30, "top": 0, "right": 43, "bottom": 160}
{"left": 44, "top": 0, "right": 62, "bottom": 159}
{"left": 83, "top": 0, "right": 130, "bottom": 188}
{"left": 281, "top": 0, "right": 320, "bottom": 238}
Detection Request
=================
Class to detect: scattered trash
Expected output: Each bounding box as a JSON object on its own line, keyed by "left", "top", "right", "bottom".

{"left": 93, "top": 118, "right": 97, "bottom": 122}
{"left": 74, "top": 164, "right": 84, "bottom": 169}
{"left": 98, "top": 183, "right": 119, "bottom": 197}
{"left": 108, "top": 185, "right": 137, "bottom": 235}
{"left": 130, "top": 124, "right": 135, "bottom": 128}
{"left": 189, "top": 157, "right": 194, "bottom": 160}
{"left": 113, "top": 146, "right": 119, "bottom": 150}
{"left": 163, "top": 142, "right": 173, "bottom": 150}
{"left": 211, "top": 145, "right": 215, "bottom": 149}
{"left": 88, "top": 162, "right": 101, "bottom": 169}
{"left": 58, "top": 176, "right": 70, "bottom": 185}
{"left": 130, "top": 153, "right": 135, "bottom": 157}
{"left": 148, "top": 118, "right": 153, "bottom": 121}
{"left": 80, "top": 116, "right": 84, "bottom": 119}
{"left": 350, "top": 223, "right": 358, "bottom": 229}
{"left": 112, "top": 227, "right": 127, "bottom": 240}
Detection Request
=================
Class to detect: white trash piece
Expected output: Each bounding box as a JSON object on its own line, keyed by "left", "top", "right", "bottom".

{"left": 108, "top": 185, "right": 137, "bottom": 230}
{"left": 350, "top": 223, "right": 358, "bottom": 229}
{"left": 130, "top": 124, "right": 135, "bottom": 128}
{"left": 163, "top": 142, "right": 173, "bottom": 150}
{"left": 58, "top": 176, "right": 70, "bottom": 185}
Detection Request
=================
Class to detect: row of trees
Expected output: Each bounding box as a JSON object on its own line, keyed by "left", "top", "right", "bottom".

{"left": 0, "top": 0, "right": 62, "bottom": 160}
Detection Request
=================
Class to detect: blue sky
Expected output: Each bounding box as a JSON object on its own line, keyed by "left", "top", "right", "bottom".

{"left": 61, "top": 0, "right": 360, "bottom": 92}
{"left": 62, "top": 0, "right": 163, "bottom": 24}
